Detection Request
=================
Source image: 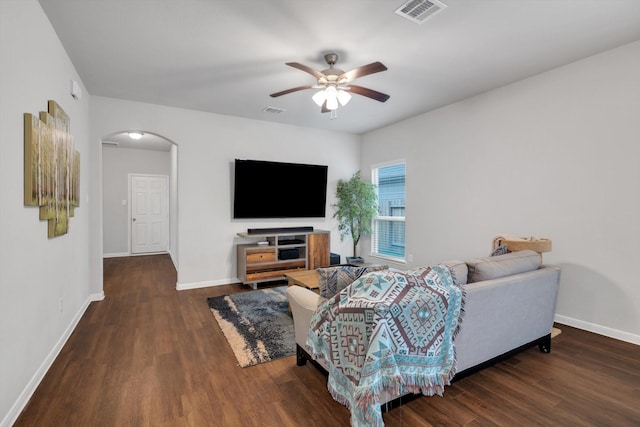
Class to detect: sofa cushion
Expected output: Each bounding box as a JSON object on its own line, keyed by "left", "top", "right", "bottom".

{"left": 466, "top": 250, "right": 540, "bottom": 283}
{"left": 316, "top": 264, "right": 388, "bottom": 298}
{"left": 439, "top": 260, "right": 468, "bottom": 286}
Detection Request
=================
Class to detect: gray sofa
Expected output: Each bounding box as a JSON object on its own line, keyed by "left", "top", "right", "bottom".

{"left": 287, "top": 249, "right": 561, "bottom": 401}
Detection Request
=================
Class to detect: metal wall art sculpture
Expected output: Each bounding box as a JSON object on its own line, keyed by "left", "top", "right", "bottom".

{"left": 24, "top": 100, "right": 80, "bottom": 238}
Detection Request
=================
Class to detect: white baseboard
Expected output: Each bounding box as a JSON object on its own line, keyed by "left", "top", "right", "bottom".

{"left": 1, "top": 295, "right": 93, "bottom": 427}
{"left": 555, "top": 314, "right": 640, "bottom": 346}
{"left": 104, "top": 252, "right": 172, "bottom": 259}
{"left": 103, "top": 252, "right": 129, "bottom": 258}
{"left": 176, "top": 277, "right": 239, "bottom": 291}
{"left": 90, "top": 291, "right": 105, "bottom": 301}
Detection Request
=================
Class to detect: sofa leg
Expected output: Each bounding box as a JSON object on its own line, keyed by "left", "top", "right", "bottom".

{"left": 296, "top": 344, "right": 308, "bottom": 366}
{"left": 537, "top": 333, "right": 552, "bottom": 353}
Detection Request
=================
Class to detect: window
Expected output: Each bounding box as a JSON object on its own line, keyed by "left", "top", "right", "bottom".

{"left": 371, "top": 161, "right": 406, "bottom": 261}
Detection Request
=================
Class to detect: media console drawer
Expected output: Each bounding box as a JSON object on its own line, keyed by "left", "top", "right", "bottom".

{"left": 246, "top": 248, "right": 276, "bottom": 263}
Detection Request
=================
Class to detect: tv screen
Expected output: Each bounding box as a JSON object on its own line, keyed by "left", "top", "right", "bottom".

{"left": 233, "top": 159, "right": 328, "bottom": 219}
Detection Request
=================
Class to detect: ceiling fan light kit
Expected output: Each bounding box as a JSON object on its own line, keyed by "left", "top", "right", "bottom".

{"left": 312, "top": 90, "right": 326, "bottom": 107}
{"left": 312, "top": 86, "right": 351, "bottom": 110}
{"left": 336, "top": 89, "right": 352, "bottom": 106}
{"left": 271, "top": 53, "right": 389, "bottom": 116}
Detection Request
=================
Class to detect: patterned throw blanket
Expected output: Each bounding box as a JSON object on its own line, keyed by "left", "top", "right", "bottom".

{"left": 306, "top": 266, "right": 464, "bottom": 427}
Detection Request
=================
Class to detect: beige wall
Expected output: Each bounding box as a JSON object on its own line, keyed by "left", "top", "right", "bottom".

{"left": 0, "top": 1, "right": 92, "bottom": 424}
{"left": 362, "top": 40, "right": 640, "bottom": 344}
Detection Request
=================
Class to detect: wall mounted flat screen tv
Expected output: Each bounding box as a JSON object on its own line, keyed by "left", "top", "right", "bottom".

{"left": 233, "top": 159, "right": 328, "bottom": 219}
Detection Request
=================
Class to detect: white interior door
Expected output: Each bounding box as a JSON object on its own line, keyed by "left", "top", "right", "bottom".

{"left": 131, "top": 175, "right": 168, "bottom": 254}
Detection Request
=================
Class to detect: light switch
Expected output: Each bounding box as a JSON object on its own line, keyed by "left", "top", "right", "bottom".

{"left": 122, "top": 199, "right": 127, "bottom": 206}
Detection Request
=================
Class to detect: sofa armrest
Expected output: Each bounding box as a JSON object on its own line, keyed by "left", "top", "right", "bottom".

{"left": 286, "top": 286, "right": 323, "bottom": 347}
{"left": 454, "top": 265, "right": 560, "bottom": 371}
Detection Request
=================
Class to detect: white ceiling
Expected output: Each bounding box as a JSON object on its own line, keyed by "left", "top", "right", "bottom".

{"left": 39, "top": 0, "right": 640, "bottom": 135}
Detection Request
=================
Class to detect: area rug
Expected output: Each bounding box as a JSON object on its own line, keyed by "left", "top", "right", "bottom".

{"left": 207, "top": 286, "right": 295, "bottom": 367}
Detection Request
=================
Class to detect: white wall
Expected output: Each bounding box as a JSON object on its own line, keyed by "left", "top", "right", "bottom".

{"left": 0, "top": 1, "right": 93, "bottom": 425}
{"left": 102, "top": 146, "right": 171, "bottom": 256}
{"left": 90, "top": 97, "right": 360, "bottom": 291}
{"left": 169, "top": 144, "right": 179, "bottom": 266}
{"left": 362, "top": 40, "right": 640, "bottom": 343}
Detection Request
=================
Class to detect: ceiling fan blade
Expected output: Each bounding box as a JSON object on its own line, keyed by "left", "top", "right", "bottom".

{"left": 339, "top": 62, "right": 387, "bottom": 82}
{"left": 347, "top": 84, "right": 390, "bottom": 102}
{"left": 285, "top": 62, "right": 326, "bottom": 79}
{"left": 270, "top": 85, "right": 315, "bottom": 97}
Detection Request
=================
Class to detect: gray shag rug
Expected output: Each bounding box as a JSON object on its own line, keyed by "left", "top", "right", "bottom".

{"left": 207, "top": 286, "right": 295, "bottom": 367}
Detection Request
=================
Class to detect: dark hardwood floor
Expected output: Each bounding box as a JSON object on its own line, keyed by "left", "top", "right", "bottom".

{"left": 15, "top": 254, "right": 640, "bottom": 426}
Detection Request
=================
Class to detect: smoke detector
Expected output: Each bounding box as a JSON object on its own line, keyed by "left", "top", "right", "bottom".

{"left": 395, "top": 0, "right": 447, "bottom": 24}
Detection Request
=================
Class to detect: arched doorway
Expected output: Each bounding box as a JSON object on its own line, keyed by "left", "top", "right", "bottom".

{"left": 100, "top": 131, "right": 179, "bottom": 278}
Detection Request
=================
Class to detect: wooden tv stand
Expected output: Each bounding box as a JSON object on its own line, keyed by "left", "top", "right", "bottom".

{"left": 236, "top": 229, "right": 330, "bottom": 289}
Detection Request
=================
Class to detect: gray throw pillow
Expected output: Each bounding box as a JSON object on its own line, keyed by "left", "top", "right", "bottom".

{"left": 316, "top": 266, "right": 341, "bottom": 298}
{"left": 466, "top": 250, "right": 540, "bottom": 283}
{"left": 317, "top": 265, "right": 389, "bottom": 298}
{"left": 490, "top": 244, "right": 509, "bottom": 256}
{"left": 439, "top": 260, "right": 468, "bottom": 286}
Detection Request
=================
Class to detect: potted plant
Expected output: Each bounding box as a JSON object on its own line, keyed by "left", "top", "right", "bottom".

{"left": 333, "top": 171, "right": 378, "bottom": 264}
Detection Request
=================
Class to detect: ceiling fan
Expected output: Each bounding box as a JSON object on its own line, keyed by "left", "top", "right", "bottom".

{"left": 270, "top": 53, "right": 390, "bottom": 114}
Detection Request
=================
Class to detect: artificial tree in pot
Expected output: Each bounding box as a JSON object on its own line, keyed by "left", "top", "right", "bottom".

{"left": 333, "top": 171, "right": 378, "bottom": 263}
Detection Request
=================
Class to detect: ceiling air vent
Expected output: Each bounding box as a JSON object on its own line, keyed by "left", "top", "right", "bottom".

{"left": 263, "top": 106, "right": 286, "bottom": 114}
{"left": 395, "top": 0, "right": 447, "bottom": 24}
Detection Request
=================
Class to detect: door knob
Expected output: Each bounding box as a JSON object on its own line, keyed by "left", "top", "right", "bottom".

{"left": 132, "top": 218, "right": 136, "bottom": 221}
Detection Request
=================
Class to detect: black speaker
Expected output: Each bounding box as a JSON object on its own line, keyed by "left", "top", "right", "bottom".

{"left": 248, "top": 226, "right": 314, "bottom": 235}
{"left": 330, "top": 253, "right": 340, "bottom": 265}
{"left": 279, "top": 248, "right": 300, "bottom": 260}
